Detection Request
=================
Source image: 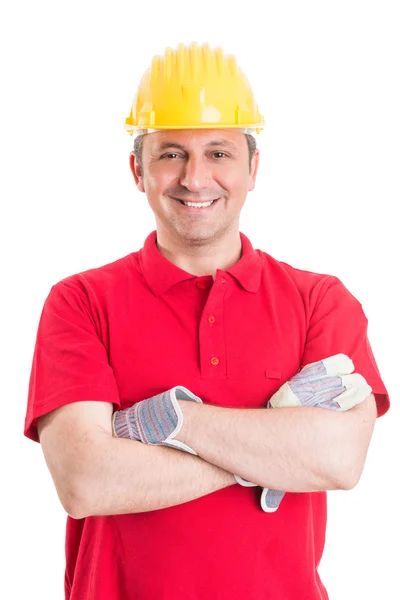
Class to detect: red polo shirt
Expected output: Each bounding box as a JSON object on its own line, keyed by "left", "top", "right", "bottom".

{"left": 24, "top": 230, "right": 390, "bottom": 600}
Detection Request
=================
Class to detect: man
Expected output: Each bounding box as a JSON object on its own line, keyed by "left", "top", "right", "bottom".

{"left": 24, "top": 42, "right": 390, "bottom": 599}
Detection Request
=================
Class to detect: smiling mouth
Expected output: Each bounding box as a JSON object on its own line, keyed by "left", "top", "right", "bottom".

{"left": 171, "top": 196, "right": 219, "bottom": 206}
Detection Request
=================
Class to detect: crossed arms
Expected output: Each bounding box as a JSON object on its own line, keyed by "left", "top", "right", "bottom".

{"left": 37, "top": 392, "right": 377, "bottom": 519}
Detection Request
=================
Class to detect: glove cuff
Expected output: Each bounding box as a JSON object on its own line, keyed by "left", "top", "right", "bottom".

{"left": 160, "top": 386, "right": 202, "bottom": 454}
{"left": 234, "top": 474, "right": 258, "bottom": 487}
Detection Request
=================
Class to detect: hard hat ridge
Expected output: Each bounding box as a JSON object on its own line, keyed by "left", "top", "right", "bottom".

{"left": 125, "top": 42, "right": 265, "bottom": 135}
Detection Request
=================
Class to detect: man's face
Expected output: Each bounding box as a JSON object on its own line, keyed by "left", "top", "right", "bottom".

{"left": 130, "top": 129, "right": 259, "bottom": 246}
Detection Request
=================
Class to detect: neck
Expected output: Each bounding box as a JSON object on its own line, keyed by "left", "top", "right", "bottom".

{"left": 155, "top": 228, "right": 242, "bottom": 279}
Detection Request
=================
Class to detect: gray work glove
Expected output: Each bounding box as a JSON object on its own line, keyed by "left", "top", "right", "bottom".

{"left": 235, "top": 354, "right": 372, "bottom": 512}
{"left": 112, "top": 385, "right": 203, "bottom": 454}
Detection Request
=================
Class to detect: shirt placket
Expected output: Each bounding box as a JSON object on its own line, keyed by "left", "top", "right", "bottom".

{"left": 197, "top": 273, "right": 228, "bottom": 379}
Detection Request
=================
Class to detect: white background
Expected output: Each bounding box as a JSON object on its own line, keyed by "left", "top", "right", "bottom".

{"left": 1, "top": 1, "right": 399, "bottom": 598}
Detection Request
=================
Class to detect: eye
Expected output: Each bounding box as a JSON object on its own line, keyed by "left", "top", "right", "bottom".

{"left": 160, "top": 153, "right": 181, "bottom": 159}
{"left": 213, "top": 152, "right": 227, "bottom": 158}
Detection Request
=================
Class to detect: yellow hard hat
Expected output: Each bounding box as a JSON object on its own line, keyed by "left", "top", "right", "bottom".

{"left": 125, "top": 42, "right": 265, "bottom": 135}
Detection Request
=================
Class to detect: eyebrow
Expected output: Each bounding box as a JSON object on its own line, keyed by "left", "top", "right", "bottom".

{"left": 154, "top": 139, "right": 238, "bottom": 152}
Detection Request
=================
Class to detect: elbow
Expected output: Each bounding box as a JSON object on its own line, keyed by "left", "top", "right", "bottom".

{"left": 64, "top": 498, "right": 91, "bottom": 520}
{"left": 333, "top": 456, "right": 365, "bottom": 491}
{"left": 330, "top": 404, "right": 375, "bottom": 491}
{"left": 56, "top": 476, "right": 94, "bottom": 520}
{"left": 319, "top": 442, "right": 365, "bottom": 491}
{"left": 52, "top": 441, "right": 111, "bottom": 519}
{"left": 60, "top": 488, "right": 90, "bottom": 520}
{"left": 336, "top": 470, "right": 362, "bottom": 491}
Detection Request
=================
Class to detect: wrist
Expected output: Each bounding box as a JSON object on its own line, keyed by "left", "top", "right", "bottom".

{"left": 175, "top": 399, "right": 196, "bottom": 444}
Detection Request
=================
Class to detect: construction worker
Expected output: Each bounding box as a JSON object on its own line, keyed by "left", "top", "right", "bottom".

{"left": 24, "top": 42, "right": 390, "bottom": 599}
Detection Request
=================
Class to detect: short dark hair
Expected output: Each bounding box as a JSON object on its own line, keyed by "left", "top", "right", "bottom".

{"left": 133, "top": 132, "right": 257, "bottom": 171}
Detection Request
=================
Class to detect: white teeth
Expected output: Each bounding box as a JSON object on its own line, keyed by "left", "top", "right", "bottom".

{"left": 183, "top": 200, "right": 215, "bottom": 208}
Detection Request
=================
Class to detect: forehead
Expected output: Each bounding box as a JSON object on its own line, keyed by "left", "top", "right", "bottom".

{"left": 144, "top": 129, "right": 247, "bottom": 153}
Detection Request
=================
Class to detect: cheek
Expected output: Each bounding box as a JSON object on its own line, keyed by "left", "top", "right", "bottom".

{"left": 144, "top": 168, "right": 173, "bottom": 194}
{"left": 217, "top": 165, "right": 249, "bottom": 192}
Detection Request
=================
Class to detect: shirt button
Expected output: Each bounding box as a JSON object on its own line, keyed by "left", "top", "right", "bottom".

{"left": 208, "top": 315, "right": 216, "bottom": 324}
{"left": 221, "top": 278, "right": 226, "bottom": 284}
{"left": 210, "top": 356, "right": 219, "bottom": 366}
{"left": 196, "top": 280, "right": 207, "bottom": 289}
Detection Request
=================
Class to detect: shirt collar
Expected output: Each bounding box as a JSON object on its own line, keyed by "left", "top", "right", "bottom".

{"left": 138, "top": 230, "right": 264, "bottom": 296}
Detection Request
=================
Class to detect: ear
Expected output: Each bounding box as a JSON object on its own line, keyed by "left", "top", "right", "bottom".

{"left": 248, "top": 149, "right": 260, "bottom": 192}
{"left": 129, "top": 152, "right": 145, "bottom": 192}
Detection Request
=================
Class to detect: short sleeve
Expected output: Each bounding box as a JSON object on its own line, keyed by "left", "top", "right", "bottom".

{"left": 24, "top": 280, "right": 121, "bottom": 443}
{"left": 300, "top": 275, "right": 390, "bottom": 418}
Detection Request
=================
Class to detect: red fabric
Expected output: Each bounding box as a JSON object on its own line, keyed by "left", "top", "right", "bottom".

{"left": 24, "top": 230, "right": 390, "bottom": 600}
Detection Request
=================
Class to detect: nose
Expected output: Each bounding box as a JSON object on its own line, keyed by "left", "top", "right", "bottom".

{"left": 179, "top": 155, "right": 211, "bottom": 192}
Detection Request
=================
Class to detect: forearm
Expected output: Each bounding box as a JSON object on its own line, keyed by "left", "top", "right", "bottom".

{"left": 74, "top": 433, "right": 235, "bottom": 519}
{"left": 177, "top": 401, "right": 373, "bottom": 492}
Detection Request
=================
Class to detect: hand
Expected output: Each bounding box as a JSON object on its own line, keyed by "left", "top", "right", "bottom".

{"left": 234, "top": 354, "right": 372, "bottom": 505}
{"left": 112, "top": 386, "right": 203, "bottom": 455}
{"left": 260, "top": 353, "right": 372, "bottom": 512}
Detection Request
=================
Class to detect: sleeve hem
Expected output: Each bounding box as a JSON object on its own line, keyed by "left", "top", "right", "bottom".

{"left": 373, "top": 392, "right": 390, "bottom": 418}
{"left": 24, "top": 386, "right": 121, "bottom": 443}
